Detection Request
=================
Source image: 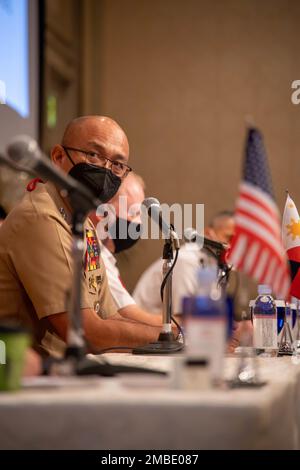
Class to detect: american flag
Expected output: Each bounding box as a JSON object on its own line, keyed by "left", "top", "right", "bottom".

{"left": 228, "top": 128, "right": 290, "bottom": 299}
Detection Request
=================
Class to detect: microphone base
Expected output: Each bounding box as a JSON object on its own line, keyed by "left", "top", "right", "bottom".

{"left": 132, "top": 337, "right": 184, "bottom": 355}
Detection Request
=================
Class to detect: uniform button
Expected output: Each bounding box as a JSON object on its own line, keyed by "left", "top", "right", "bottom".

{"left": 59, "top": 207, "right": 67, "bottom": 220}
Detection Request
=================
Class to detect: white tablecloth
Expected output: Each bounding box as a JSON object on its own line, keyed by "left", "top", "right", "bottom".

{"left": 0, "top": 355, "right": 299, "bottom": 450}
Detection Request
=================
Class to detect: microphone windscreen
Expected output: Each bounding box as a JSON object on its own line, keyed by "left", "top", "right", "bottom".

{"left": 7, "top": 135, "right": 40, "bottom": 169}
{"left": 142, "top": 197, "right": 160, "bottom": 211}
{"left": 184, "top": 227, "right": 197, "bottom": 242}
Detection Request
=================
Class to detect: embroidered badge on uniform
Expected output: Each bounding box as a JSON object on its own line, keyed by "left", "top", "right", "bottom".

{"left": 88, "top": 274, "right": 97, "bottom": 294}
{"left": 85, "top": 229, "right": 100, "bottom": 271}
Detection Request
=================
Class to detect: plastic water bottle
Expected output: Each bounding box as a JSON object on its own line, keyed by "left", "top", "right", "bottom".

{"left": 276, "top": 300, "right": 286, "bottom": 344}
{"left": 183, "top": 265, "right": 227, "bottom": 385}
{"left": 252, "top": 285, "right": 277, "bottom": 355}
{"left": 292, "top": 298, "right": 300, "bottom": 360}
{"left": 251, "top": 297, "right": 285, "bottom": 346}
{"left": 290, "top": 297, "right": 298, "bottom": 341}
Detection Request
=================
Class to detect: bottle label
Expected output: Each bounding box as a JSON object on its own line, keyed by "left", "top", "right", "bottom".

{"left": 292, "top": 309, "right": 297, "bottom": 329}
{"left": 277, "top": 307, "right": 285, "bottom": 336}
{"left": 253, "top": 317, "right": 277, "bottom": 349}
{"left": 185, "top": 318, "right": 226, "bottom": 380}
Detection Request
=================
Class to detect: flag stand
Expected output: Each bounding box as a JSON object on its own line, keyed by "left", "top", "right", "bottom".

{"left": 228, "top": 317, "right": 266, "bottom": 388}
{"left": 278, "top": 314, "right": 294, "bottom": 356}
{"left": 229, "top": 347, "right": 266, "bottom": 388}
{"left": 294, "top": 310, "right": 300, "bottom": 350}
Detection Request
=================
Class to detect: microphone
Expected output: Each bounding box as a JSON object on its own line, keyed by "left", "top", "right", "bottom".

{"left": 142, "top": 197, "right": 172, "bottom": 239}
{"left": 7, "top": 135, "right": 99, "bottom": 209}
{"left": 133, "top": 197, "right": 183, "bottom": 355}
{"left": 0, "top": 151, "right": 31, "bottom": 173}
{"left": 184, "top": 227, "right": 228, "bottom": 252}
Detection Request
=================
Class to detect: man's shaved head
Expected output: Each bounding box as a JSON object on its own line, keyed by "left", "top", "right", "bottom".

{"left": 209, "top": 210, "right": 234, "bottom": 230}
{"left": 51, "top": 115, "right": 130, "bottom": 175}
{"left": 61, "top": 115, "right": 129, "bottom": 157}
{"left": 206, "top": 210, "right": 235, "bottom": 245}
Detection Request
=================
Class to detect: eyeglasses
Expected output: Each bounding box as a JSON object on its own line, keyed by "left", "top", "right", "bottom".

{"left": 62, "top": 146, "right": 132, "bottom": 178}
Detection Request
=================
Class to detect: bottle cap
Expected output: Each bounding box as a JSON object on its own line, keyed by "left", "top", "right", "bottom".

{"left": 291, "top": 296, "right": 298, "bottom": 307}
{"left": 258, "top": 284, "right": 272, "bottom": 295}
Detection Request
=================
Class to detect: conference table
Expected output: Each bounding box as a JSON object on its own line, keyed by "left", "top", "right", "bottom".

{"left": 0, "top": 354, "right": 299, "bottom": 450}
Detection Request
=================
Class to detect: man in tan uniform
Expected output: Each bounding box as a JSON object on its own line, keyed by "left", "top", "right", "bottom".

{"left": 0, "top": 116, "right": 162, "bottom": 356}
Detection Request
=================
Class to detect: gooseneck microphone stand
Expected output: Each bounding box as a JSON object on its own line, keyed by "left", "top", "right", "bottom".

{"left": 161, "top": 239, "right": 175, "bottom": 341}
{"left": 57, "top": 189, "right": 110, "bottom": 375}
{"left": 65, "top": 207, "right": 88, "bottom": 362}
{"left": 133, "top": 229, "right": 183, "bottom": 354}
{"left": 184, "top": 228, "right": 231, "bottom": 292}
{"left": 202, "top": 243, "right": 231, "bottom": 292}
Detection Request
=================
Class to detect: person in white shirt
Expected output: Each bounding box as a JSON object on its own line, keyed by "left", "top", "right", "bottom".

{"left": 133, "top": 242, "right": 211, "bottom": 314}
{"left": 133, "top": 211, "right": 235, "bottom": 314}
{"left": 99, "top": 243, "right": 136, "bottom": 310}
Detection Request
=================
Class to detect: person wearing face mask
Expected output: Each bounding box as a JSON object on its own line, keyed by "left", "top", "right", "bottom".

{"left": 90, "top": 173, "right": 165, "bottom": 326}
{"left": 0, "top": 116, "right": 165, "bottom": 357}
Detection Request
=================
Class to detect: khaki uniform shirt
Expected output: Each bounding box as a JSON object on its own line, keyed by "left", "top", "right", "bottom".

{"left": 0, "top": 181, "right": 117, "bottom": 356}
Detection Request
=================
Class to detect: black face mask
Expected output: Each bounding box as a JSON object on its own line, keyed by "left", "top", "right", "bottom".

{"left": 68, "top": 162, "right": 122, "bottom": 203}
{"left": 108, "top": 217, "right": 141, "bottom": 253}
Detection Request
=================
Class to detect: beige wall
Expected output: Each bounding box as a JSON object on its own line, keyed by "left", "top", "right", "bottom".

{"left": 41, "top": 0, "right": 81, "bottom": 153}
{"left": 45, "top": 0, "right": 300, "bottom": 292}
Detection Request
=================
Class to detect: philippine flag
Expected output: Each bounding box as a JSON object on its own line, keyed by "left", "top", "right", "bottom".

{"left": 282, "top": 193, "right": 300, "bottom": 299}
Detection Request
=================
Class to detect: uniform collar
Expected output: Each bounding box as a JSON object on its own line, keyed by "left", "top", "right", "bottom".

{"left": 45, "top": 181, "right": 73, "bottom": 225}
